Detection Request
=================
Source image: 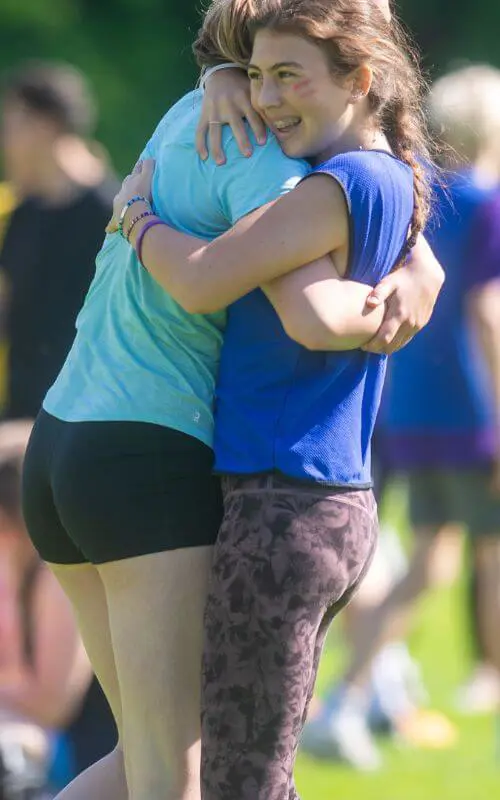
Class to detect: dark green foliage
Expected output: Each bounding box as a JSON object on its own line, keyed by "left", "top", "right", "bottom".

{"left": 0, "top": 1, "right": 498, "bottom": 173}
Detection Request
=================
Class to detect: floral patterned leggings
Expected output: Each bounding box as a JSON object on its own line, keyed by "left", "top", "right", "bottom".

{"left": 201, "top": 474, "right": 378, "bottom": 799}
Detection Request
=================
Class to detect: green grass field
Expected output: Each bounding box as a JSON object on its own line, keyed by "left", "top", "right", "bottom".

{"left": 294, "top": 483, "right": 500, "bottom": 800}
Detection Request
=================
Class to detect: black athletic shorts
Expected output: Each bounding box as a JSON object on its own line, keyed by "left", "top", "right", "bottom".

{"left": 22, "top": 410, "right": 223, "bottom": 565}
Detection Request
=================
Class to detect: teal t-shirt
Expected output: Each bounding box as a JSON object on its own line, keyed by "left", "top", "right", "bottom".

{"left": 44, "top": 90, "right": 309, "bottom": 447}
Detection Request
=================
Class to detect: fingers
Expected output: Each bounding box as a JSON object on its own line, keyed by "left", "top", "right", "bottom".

{"left": 195, "top": 102, "right": 267, "bottom": 163}
{"left": 226, "top": 113, "right": 252, "bottom": 158}
{"left": 365, "top": 273, "right": 398, "bottom": 308}
{"left": 105, "top": 219, "right": 118, "bottom": 234}
{"left": 141, "top": 158, "right": 156, "bottom": 180}
{"left": 363, "top": 321, "right": 416, "bottom": 354}
{"left": 196, "top": 116, "right": 209, "bottom": 161}
{"left": 245, "top": 106, "right": 267, "bottom": 146}
{"left": 208, "top": 122, "right": 225, "bottom": 166}
{"left": 363, "top": 288, "right": 419, "bottom": 354}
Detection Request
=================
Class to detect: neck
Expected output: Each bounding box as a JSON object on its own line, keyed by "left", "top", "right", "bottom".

{"left": 311, "top": 124, "right": 388, "bottom": 166}
{"left": 18, "top": 156, "right": 78, "bottom": 205}
{"left": 18, "top": 136, "right": 106, "bottom": 204}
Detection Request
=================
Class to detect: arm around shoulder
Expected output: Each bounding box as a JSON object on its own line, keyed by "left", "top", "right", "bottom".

{"left": 264, "top": 256, "right": 386, "bottom": 351}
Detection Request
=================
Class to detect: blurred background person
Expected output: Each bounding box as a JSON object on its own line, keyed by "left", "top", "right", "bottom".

{"left": 0, "top": 60, "right": 119, "bottom": 791}
{"left": 0, "top": 60, "right": 117, "bottom": 419}
{"left": 302, "top": 63, "right": 500, "bottom": 769}
{"left": 0, "top": 421, "right": 99, "bottom": 799}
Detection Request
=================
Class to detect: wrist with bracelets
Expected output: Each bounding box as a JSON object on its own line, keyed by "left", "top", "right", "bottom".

{"left": 118, "top": 196, "right": 165, "bottom": 266}
{"left": 125, "top": 209, "right": 156, "bottom": 241}
{"left": 118, "top": 195, "right": 150, "bottom": 239}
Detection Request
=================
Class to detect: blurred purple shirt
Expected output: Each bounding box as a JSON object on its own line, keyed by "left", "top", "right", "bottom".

{"left": 381, "top": 177, "right": 500, "bottom": 470}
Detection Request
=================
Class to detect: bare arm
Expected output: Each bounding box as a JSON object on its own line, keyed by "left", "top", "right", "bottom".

{"left": 467, "top": 279, "right": 500, "bottom": 453}
{"left": 110, "top": 163, "right": 347, "bottom": 315}
{"left": 0, "top": 567, "right": 92, "bottom": 728}
{"left": 362, "top": 234, "right": 445, "bottom": 353}
{"left": 264, "top": 258, "right": 385, "bottom": 351}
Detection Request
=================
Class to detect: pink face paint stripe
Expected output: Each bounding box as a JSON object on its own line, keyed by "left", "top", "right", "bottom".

{"left": 291, "top": 78, "right": 316, "bottom": 98}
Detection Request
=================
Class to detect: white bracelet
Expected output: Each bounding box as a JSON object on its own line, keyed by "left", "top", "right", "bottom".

{"left": 200, "top": 63, "right": 245, "bottom": 91}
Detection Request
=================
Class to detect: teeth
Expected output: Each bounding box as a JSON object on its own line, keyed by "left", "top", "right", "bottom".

{"left": 274, "top": 119, "right": 300, "bottom": 130}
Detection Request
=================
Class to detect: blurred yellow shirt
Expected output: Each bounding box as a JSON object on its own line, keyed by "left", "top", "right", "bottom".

{"left": 0, "top": 182, "right": 17, "bottom": 409}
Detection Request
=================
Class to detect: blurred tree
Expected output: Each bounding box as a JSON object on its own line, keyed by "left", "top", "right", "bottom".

{"left": 0, "top": 0, "right": 498, "bottom": 173}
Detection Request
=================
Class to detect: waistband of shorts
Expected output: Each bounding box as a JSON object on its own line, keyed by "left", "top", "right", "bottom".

{"left": 221, "top": 473, "right": 377, "bottom": 516}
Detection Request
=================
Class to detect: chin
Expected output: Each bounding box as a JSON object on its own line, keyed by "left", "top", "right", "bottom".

{"left": 281, "top": 140, "right": 310, "bottom": 160}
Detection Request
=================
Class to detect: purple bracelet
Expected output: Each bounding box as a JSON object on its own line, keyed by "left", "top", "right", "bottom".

{"left": 135, "top": 218, "right": 165, "bottom": 266}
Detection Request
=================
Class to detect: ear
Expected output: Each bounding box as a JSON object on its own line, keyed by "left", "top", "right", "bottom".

{"left": 348, "top": 65, "right": 373, "bottom": 104}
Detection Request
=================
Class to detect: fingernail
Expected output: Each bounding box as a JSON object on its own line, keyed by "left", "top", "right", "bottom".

{"left": 257, "top": 135, "right": 266, "bottom": 144}
{"left": 216, "top": 157, "right": 226, "bottom": 166}
{"left": 243, "top": 149, "right": 252, "bottom": 158}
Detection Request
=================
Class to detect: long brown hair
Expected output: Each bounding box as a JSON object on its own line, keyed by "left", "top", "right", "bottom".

{"left": 194, "top": 0, "right": 433, "bottom": 251}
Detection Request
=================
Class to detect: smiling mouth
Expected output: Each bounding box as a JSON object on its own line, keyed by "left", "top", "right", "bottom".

{"left": 270, "top": 118, "right": 302, "bottom": 138}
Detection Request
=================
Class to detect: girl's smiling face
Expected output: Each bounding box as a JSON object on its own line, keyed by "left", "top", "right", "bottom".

{"left": 248, "top": 29, "right": 362, "bottom": 164}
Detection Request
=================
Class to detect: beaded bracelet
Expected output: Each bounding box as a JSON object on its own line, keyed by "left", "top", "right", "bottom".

{"left": 136, "top": 218, "right": 165, "bottom": 267}
{"left": 118, "top": 195, "right": 150, "bottom": 238}
{"left": 125, "top": 210, "right": 156, "bottom": 242}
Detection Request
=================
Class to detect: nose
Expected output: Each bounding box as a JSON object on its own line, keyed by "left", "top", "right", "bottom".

{"left": 256, "top": 76, "right": 282, "bottom": 111}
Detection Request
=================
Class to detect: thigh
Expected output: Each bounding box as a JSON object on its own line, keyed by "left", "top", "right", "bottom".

{"left": 449, "top": 467, "right": 500, "bottom": 538}
{"left": 50, "top": 419, "right": 222, "bottom": 564}
{"left": 22, "top": 412, "right": 86, "bottom": 565}
{"left": 408, "top": 468, "right": 452, "bottom": 533}
{"left": 49, "top": 562, "right": 122, "bottom": 739}
{"left": 201, "top": 477, "right": 378, "bottom": 800}
{"left": 99, "top": 546, "right": 213, "bottom": 788}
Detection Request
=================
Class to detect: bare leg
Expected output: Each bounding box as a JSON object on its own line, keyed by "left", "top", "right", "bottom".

{"left": 474, "top": 537, "right": 500, "bottom": 679}
{"left": 49, "top": 563, "right": 126, "bottom": 800}
{"left": 343, "top": 529, "right": 441, "bottom": 688}
{"left": 99, "top": 546, "right": 213, "bottom": 800}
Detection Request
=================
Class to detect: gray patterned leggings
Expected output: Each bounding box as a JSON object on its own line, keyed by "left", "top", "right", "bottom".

{"left": 201, "top": 474, "right": 378, "bottom": 799}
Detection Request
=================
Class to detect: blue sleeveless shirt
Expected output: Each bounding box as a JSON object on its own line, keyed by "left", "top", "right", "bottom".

{"left": 213, "top": 151, "right": 414, "bottom": 486}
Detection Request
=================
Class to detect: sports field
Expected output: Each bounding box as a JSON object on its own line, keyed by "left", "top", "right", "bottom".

{"left": 294, "top": 485, "right": 500, "bottom": 799}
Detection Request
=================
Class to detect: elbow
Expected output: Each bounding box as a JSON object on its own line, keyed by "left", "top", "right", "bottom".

{"left": 172, "top": 287, "right": 222, "bottom": 316}
{"left": 282, "top": 318, "right": 334, "bottom": 351}
{"left": 180, "top": 298, "right": 221, "bottom": 315}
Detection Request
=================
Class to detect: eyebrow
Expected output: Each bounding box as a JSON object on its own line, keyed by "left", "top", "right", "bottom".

{"left": 247, "top": 61, "right": 303, "bottom": 72}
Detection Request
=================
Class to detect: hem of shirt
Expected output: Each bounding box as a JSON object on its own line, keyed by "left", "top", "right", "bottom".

{"left": 214, "top": 467, "right": 373, "bottom": 491}
{"left": 383, "top": 430, "right": 497, "bottom": 469}
{"left": 41, "top": 402, "right": 214, "bottom": 450}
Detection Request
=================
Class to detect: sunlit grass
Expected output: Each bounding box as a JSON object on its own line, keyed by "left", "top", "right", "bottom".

{"left": 295, "top": 482, "right": 500, "bottom": 799}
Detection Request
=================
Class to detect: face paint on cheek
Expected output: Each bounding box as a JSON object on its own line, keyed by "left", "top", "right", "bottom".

{"left": 291, "top": 78, "right": 316, "bottom": 98}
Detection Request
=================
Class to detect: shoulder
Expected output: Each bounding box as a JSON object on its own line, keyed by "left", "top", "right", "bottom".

{"left": 316, "top": 150, "right": 413, "bottom": 194}
{"left": 319, "top": 152, "right": 414, "bottom": 284}
{"left": 141, "top": 90, "right": 202, "bottom": 159}
{"left": 217, "top": 128, "right": 310, "bottom": 185}
{"left": 213, "top": 130, "right": 310, "bottom": 225}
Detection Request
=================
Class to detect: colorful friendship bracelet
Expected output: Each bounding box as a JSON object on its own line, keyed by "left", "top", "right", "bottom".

{"left": 125, "top": 210, "right": 156, "bottom": 242}
{"left": 136, "top": 218, "right": 165, "bottom": 267}
{"left": 118, "top": 195, "right": 150, "bottom": 238}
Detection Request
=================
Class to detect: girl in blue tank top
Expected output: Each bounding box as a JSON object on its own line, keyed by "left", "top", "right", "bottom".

{"left": 108, "top": 1, "right": 435, "bottom": 796}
